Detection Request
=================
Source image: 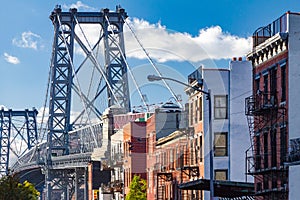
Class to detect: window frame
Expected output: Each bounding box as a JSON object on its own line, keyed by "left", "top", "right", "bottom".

{"left": 214, "top": 132, "right": 228, "bottom": 157}
{"left": 214, "top": 95, "right": 228, "bottom": 119}
{"left": 281, "top": 64, "right": 286, "bottom": 102}
{"left": 214, "top": 169, "right": 228, "bottom": 180}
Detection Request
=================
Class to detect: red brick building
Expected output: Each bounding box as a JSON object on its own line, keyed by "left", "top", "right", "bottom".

{"left": 123, "top": 121, "right": 147, "bottom": 196}
{"left": 145, "top": 102, "right": 204, "bottom": 200}
{"left": 246, "top": 13, "right": 290, "bottom": 199}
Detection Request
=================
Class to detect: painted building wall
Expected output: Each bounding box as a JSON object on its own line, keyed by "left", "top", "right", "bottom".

{"left": 289, "top": 165, "right": 300, "bottom": 199}
{"left": 202, "top": 68, "right": 230, "bottom": 199}
{"left": 288, "top": 13, "right": 300, "bottom": 142}
{"left": 287, "top": 12, "right": 300, "bottom": 200}
{"left": 199, "top": 63, "right": 252, "bottom": 199}
{"left": 229, "top": 60, "right": 253, "bottom": 182}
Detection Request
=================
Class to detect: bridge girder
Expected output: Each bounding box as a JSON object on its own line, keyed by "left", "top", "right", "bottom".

{"left": 45, "top": 5, "right": 129, "bottom": 200}
{"left": 0, "top": 109, "right": 38, "bottom": 177}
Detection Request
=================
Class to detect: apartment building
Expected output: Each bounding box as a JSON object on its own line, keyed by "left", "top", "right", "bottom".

{"left": 106, "top": 59, "right": 252, "bottom": 200}
{"left": 180, "top": 60, "right": 252, "bottom": 199}
{"left": 246, "top": 12, "right": 300, "bottom": 200}
{"left": 97, "top": 109, "right": 151, "bottom": 200}
{"left": 145, "top": 60, "right": 253, "bottom": 200}
{"left": 146, "top": 102, "right": 190, "bottom": 200}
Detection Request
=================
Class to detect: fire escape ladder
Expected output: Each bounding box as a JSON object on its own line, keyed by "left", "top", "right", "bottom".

{"left": 157, "top": 172, "right": 172, "bottom": 200}
{"left": 245, "top": 92, "right": 288, "bottom": 198}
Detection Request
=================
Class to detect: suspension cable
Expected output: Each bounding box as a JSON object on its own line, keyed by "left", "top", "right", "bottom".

{"left": 73, "top": 16, "right": 121, "bottom": 108}
{"left": 82, "top": 28, "right": 104, "bottom": 125}
{"left": 122, "top": 16, "right": 182, "bottom": 108}
{"left": 57, "top": 15, "right": 98, "bottom": 148}
{"left": 27, "top": 53, "right": 53, "bottom": 162}
{"left": 38, "top": 52, "right": 52, "bottom": 143}
{"left": 104, "top": 15, "right": 149, "bottom": 111}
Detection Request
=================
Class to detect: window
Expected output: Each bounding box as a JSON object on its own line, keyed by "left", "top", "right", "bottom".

{"left": 255, "top": 77, "right": 260, "bottom": 94}
{"left": 255, "top": 135, "right": 261, "bottom": 170}
{"left": 199, "top": 135, "right": 203, "bottom": 162}
{"left": 271, "top": 129, "right": 277, "bottom": 167}
{"left": 263, "top": 175, "right": 269, "bottom": 190}
{"left": 214, "top": 95, "right": 228, "bottom": 119}
{"left": 280, "top": 127, "right": 287, "bottom": 165}
{"left": 264, "top": 132, "right": 269, "bottom": 168}
{"left": 199, "top": 96, "right": 203, "bottom": 121}
{"left": 190, "top": 140, "right": 194, "bottom": 165}
{"left": 215, "top": 169, "right": 228, "bottom": 180}
{"left": 270, "top": 67, "right": 277, "bottom": 94}
{"left": 214, "top": 132, "right": 228, "bottom": 157}
{"left": 170, "top": 149, "right": 174, "bottom": 167}
{"left": 263, "top": 74, "right": 269, "bottom": 104}
{"left": 189, "top": 101, "right": 194, "bottom": 126}
{"left": 281, "top": 64, "right": 286, "bottom": 102}
{"left": 195, "top": 98, "right": 198, "bottom": 123}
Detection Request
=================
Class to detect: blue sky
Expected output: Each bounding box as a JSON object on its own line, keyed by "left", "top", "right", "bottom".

{"left": 1, "top": 0, "right": 300, "bottom": 113}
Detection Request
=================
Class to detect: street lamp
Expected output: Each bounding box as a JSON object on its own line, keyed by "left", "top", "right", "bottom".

{"left": 147, "top": 74, "right": 214, "bottom": 199}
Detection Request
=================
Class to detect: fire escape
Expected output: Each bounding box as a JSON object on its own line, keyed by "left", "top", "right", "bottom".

{"left": 155, "top": 153, "right": 172, "bottom": 200}
{"left": 180, "top": 142, "right": 200, "bottom": 200}
{"left": 245, "top": 92, "right": 288, "bottom": 199}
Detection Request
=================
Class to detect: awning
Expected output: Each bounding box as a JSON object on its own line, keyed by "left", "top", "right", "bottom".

{"left": 178, "top": 179, "right": 255, "bottom": 198}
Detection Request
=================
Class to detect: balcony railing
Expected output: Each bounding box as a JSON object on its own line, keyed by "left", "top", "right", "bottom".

{"left": 288, "top": 138, "right": 300, "bottom": 163}
{"left": 252, "top": 13, "right": 287, "bottom": 47}
{"left": 245, "top": 148, "right": 288, "bottom": 175}
{"left": 245, "top": 92, "right": 277, "bottom": 116}
{"left": 111, "top": 153, "right": 123, "bottom": 167}
{"left": 112, "top": 180, "right": 123, "bottom": 193}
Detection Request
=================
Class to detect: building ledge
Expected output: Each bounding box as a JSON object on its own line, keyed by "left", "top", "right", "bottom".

{"left": 247, "top": 33, "right": 288, "bottom": 66}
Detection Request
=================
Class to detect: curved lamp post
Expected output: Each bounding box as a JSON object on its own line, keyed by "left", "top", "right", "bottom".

{"left": 147, "top": 74, "right": 214, "bottom": 199}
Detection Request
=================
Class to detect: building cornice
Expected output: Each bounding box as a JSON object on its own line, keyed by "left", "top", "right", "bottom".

{"left": 247, "top": 33, "right": 288, "bottom": 67}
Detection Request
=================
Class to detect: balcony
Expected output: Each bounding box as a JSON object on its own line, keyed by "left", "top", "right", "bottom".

{"left": 111, "top": 153, "right": 124, "bottom": 167}
{"left": 245, "top": 92, "right": 277, "bottom": 116}
{"left": 252, "top": 13, "right": 287, "bottom": 47}
{"left": 112, "top": 180, "right": 123, "bottom": 193}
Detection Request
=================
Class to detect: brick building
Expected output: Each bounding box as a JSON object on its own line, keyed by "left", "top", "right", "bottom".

{"left": 146, "top": 59, "right": 253, "bottom": 200}
{"left": 146, "top": 102, "right": 191, "bottom": 200}
{"left": 123, "top": 121, "right": 147, "bottom": 196}
{"left": 246, "top": 12, "right": 300, "bottom": 200}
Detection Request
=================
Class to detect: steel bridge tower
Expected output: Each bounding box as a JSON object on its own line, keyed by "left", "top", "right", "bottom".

{"left": 0, "top": 109, "right": 38, "bottom": 176}
{"left": 46, "top": 5, "right": 130, "bottom": 199}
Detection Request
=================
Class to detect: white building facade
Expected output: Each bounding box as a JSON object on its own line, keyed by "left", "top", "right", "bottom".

{"left": 189, "top": 59, "right": 253, "bottom": 199}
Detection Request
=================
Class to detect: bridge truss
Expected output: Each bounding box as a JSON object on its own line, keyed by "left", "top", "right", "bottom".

{"left": 0, "top": 108, "right": 38, "bottom": 176}
{"left": 44, "top": 5, "right": 130, "bottom": 199}
{"left": 7, "top": 4, "right": 184, "bottom": 200}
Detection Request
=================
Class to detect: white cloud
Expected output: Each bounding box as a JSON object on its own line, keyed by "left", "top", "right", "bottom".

{"left": 3, "top": 53, "right": 20, "bottom": 64}
{"left": 0, "top": 105, "right": 8, "bottom": 110}
{"left": 62, "top": 1, "right": 96, "bottom": 11}
{"left": 12, "top": 31, "right": 42, "bottom": 50}
{"left": 124, "top": 18, "right": 252, "bottom": 62}
{"left": 72, "top": 18, "right": 251, "bottom": 63}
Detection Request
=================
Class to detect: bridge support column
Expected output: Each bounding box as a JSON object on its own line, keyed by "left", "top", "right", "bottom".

{"left": 74, "top": 168, "right": 79, "bottom": 200}
{"left": 84, "top": 167, "right": 88, "bottom": 200}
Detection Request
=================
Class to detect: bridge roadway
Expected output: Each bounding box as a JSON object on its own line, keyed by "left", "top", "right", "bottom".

{"left": 11, "top": 122, "right": 105, "bottom": 196}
